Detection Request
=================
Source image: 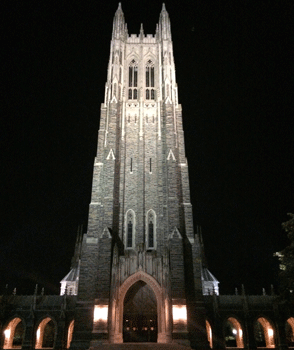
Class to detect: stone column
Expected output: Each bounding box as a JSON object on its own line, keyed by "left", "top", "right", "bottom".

{"left": 22, "top": 316, "right": 35, "bottom": 350}
{"left": 54, "top": 318, "right": 66, "bottom": 350}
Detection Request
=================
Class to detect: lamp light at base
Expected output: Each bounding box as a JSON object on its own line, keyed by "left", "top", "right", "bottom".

{"left": 4, "top": 329, "right": 11, "bottom": 339}
{"left": 94, "top": 305, "right": 108, "bottom": 322}
{"left": 172, "top": 305, "right": 187, "bottom": 322}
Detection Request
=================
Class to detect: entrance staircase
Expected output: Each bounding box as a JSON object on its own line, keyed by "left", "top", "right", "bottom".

{"left": 89, "top": 343, "right": 192, "bottom": 350}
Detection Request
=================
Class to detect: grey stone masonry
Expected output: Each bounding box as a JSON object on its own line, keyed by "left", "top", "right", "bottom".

{"left": 71, "top": 4, "right": 209, "bottom": 349}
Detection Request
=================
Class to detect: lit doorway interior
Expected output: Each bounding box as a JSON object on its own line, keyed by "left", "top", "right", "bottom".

{"left": 123, "top": 281, "right": 157, "bottom": 342}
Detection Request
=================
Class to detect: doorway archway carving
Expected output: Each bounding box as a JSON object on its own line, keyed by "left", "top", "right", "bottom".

{"left": 109, "top": 270, "right": 171, "bottom": 343}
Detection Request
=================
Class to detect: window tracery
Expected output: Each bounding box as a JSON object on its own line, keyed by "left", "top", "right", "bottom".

{"left": 128, "top": 59, "right": 138, "bottom": 100}
{"left": 146, "top": 210, "right": 156, "bottom": 249}
{"left": 125, "top": 210, "right": 135, "bottom": 249}
{"left": 146, "top": 60, "right": 155, "bottom": 100}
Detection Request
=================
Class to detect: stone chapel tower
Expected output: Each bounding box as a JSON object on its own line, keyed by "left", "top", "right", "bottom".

{"left": 69, "top": 4, "right": 210, "bottom": 349}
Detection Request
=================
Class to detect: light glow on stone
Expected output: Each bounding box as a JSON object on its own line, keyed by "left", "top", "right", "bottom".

{"left": 36, "top": 328, "right": 40, "bottom": 340}
{"left": 232, "top": 328, "right": 237, "bottom": 335}
{"left": 172, "top": 305, "right": 187, "bottom": 321}
{"left": 268, "top": 328, "right": 274, "bottom": 337}
{"left": 4, "top": 329, "right": 11, "bottom": 339}
{"left": 94, "top": 305, "right": 108, "bottom": 322}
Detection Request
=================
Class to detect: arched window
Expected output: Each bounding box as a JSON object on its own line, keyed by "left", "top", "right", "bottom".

{"left": 225, "top": 317, "right": 244, "bottom": 348}
{"left": 125, "top": 210, "right": 135, "bottom": 249}
{"left": 3, "top": 317, "right": 24, "bottom": 349}
{"left": 35, "top": 317, "right": 55, "bottom": 349}
{"left": 151, "top": 89, "right": 155, "bottom": 100}
{"left": 128, "top": 60, "right": 138, "bottom": 100}
{"left": 254, "top": 317, "right": 275, "bottom": 348}
{"left": 146, "top": 210, "right": 156, "bottom": 249}
{"left": 146, "top": 60, "right": 155, "bottom": 100}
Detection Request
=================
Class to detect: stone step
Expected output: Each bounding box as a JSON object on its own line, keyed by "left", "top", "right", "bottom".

{"left": 89, "top": 342, "right": 192, "bottom": 350}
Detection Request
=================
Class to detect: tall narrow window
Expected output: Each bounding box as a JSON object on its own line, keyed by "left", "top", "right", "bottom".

{"left": 149, "top": 221, "right": 154, "bottom": 248}
{"left": 149, "top": 158, "right": 152, "bottom": 173}
{"left": 146, "top": 60, "right": 155, "bottom": 100}
{"left": 146, "top": 210, "right": 156, "bottom": 249}
{"left": 130, "top": 158, "right": 133, "bottom": 173}
{"left": 129, "top": 66, "right": 133, "bottom": 87}
{"left": 151, "top": 89, "right": 155, "bottom": 99}
{"left": 126, "top": 210, "right": 135, "bottom": 249}
{"left": 127, "top": 221, "right": 132, "bottom": 248}
{"left": 128, "top": 60, "right": 138, "bottom": 100}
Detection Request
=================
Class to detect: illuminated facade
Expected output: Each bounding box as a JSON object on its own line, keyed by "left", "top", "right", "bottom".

{"left": 1, "top": 4, "right": 294, "bottom": 350}
{"left": 68, "top": 3, "right": 210, "bottom": 349}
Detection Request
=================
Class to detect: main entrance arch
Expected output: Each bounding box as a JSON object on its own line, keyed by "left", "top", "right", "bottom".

{"left": 123, "top": 281, "right": 157, "bottom": 342}
{"left": 109, "top": 271, "right": 172, "bottom": 344}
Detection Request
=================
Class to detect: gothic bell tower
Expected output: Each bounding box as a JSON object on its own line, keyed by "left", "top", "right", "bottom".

{"left": 69, "top": 4, "right": 210, "bottom": 349}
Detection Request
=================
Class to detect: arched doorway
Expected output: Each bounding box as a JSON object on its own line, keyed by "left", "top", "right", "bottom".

{"left": 123, "top": 281, "right": 157, "bottom": 342}
{"left": 110, "top": 270, "right": 171, "bottom": 344}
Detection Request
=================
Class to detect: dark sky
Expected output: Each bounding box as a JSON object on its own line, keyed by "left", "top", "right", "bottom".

{"left": 2, "top": 0, "right": 293, "bottom": 296}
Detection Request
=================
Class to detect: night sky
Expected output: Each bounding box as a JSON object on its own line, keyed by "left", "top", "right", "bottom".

{"left": 2, "top": 0, "right": 293, "bottom": 296}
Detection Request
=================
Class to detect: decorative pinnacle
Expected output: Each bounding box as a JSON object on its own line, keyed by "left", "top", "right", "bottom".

{"left": 115, "top": 3, "right": 123, "bottom": 15}
{"left": 162, "top": 3, "right": 166, "bottom": 11}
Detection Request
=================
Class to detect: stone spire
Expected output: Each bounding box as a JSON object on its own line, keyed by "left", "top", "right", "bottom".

{"left": 140, "top": 23, "right": 144, "bottom": 40}
{"left": 159, "top": 3, "right": 171, "bottom": 40}
{"left": 112, "top": 3, "right": 126, "bottom": 40}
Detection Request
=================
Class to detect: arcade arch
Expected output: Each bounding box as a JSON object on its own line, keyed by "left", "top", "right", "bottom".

{"left": 66, "top": 320, "right": 74, "bottom": 349}
{"left": 3, "top": 317, "right": 24, "bottom": 349}
{"left": 224, "top": 317, "right": 244, "bottom": 348}
{"left": 35, "top": 317, "right": 55, "bottom": 349}
{"left": 206, "top": 320, "right": 213, "bottom": 348}
{"left": 254, "top": 317, "right": 275, "bottom": 348}
{"left": 286, "top": 317, "right": 294, "bottom": 347}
